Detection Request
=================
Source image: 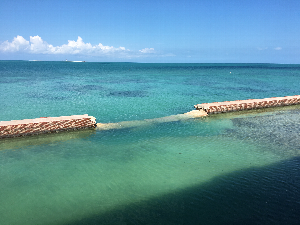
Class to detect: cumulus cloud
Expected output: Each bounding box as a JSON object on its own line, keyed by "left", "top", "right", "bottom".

{"left": 0, "top": 35, "right": 162, "bottom": 60}
{"left": 29, "top": 35, "right": 52, "bottom": 53}
{"left": 0, "top": 35, "right": 30, "bottom": 52}
{"left": 139, "top": 48, "right": 155, "bottom": 53}
{"left": 0, "top": 35, "right": 128, "bottom": 56}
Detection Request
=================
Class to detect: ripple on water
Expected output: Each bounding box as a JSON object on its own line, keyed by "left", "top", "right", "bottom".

{"left": 0, "top": 108, "right": 299, "bottom": 225}
{"left": 224, "top": 108, "right": 300, "bottom": 157}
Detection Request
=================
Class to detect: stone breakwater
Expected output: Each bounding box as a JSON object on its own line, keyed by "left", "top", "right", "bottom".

{"left": 194, "top": 95, "right": 300, "bottom": 114}
{"left": 0, "top": 114, "right": 96, "bottom": 139}
{"left": 1, "top": 96, "right": 300, "bottom": 138}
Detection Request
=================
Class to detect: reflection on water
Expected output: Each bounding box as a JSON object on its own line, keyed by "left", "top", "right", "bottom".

{"left": 0, "top": 129, "right": 96, "bottom": 151}
{"left": 1, "top": 108, "right": 300, "bottom": 224}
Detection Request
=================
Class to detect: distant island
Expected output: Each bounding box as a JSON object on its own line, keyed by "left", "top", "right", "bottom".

{"left": 65, "top": 59, "right": 85, "bottom": 62}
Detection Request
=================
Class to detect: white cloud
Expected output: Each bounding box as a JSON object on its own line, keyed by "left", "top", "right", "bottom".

{"left": 139, "top": 48, "right": 155, "bottom": 53}
{"left": 0, "top": 35, "right": 29, "bottom": 52}
{"left": 257, "top": 47, "right": 268, "bottom": 51}
{"left": 30, "top": 35, "right": 51, "bottom": 53}
{"left": 0, "top": 36, "right": 168, "bottom": 60}
{"left": 257, "top": 47, "right": 283, "bottom": 51}
{"left": 0, "top": 35, "right": 128, "bottom": 56}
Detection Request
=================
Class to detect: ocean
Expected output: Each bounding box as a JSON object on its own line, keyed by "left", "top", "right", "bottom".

{"left": 0, "top": 61, "right": 300, "bottom": 225}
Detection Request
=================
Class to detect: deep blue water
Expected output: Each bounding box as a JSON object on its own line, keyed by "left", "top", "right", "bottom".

{"left": 0, "top": 61, "right": 300, "bottom": 225}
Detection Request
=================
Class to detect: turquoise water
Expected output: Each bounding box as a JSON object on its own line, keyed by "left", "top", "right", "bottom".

{"left": 1, "top": 61, "right": 300, "bottom": 224}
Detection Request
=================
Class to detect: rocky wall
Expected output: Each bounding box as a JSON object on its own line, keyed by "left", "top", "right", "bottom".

{"left": 194, "top": 95, "right": 300, "bottom": 114}
{"left": 0, "top": 114, "right": 96, "bottom": 139}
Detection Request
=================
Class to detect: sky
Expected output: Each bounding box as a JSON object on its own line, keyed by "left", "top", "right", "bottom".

{"left": 0, "top": 0, "right": 300, "bottom": 63}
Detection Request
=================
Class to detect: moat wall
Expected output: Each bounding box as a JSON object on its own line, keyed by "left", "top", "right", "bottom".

{"left": 194, "top": 95, "right": 300, "bottom": 114}
{"left": 0, "top": 114, "right": 96, "bottom": 139}
{"left": 1, "top": 95, "right": 300, "bottom": 139}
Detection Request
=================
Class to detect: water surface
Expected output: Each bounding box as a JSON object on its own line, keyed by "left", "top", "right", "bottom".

{"left": 0, "top": 62, "right": 300, "bottom": 224}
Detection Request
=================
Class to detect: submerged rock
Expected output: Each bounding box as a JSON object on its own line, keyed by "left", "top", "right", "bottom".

{"left": 224, "top": 109, "right": 300, "bottom": 156}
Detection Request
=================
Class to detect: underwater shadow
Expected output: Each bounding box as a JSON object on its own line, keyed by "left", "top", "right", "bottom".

{"left": 67, "top": 156, "right": 300, "bottom": 225}
{"left": 0, "top": 129, "right": 96, "bottom": 151}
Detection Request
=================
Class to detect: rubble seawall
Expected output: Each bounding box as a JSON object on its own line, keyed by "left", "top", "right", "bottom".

{"left": 0, "top": 114, "right": 96, "bottom": 139}
{"left": 195, "top": 95, "right": 300, "bottom": 114}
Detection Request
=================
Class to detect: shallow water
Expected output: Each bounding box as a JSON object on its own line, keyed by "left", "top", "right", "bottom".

{"left": 0, "top": 62, "right": 300, "bottom": 224}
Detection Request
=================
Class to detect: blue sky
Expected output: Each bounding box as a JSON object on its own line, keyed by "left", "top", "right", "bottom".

{"left": 0, "top": 0, "right": 300, "bottom": 63}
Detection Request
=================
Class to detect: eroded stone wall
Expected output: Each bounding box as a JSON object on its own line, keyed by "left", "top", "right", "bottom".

{"left": 0, "top": 114, "right": 96, "bottom": 139}
{"left": 194, "top": 95, "right": 300, "bottom": 114}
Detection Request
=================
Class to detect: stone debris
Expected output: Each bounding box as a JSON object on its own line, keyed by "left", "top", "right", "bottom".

{"left": 96, "top": 111, "right": 207, "bottom": 131}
